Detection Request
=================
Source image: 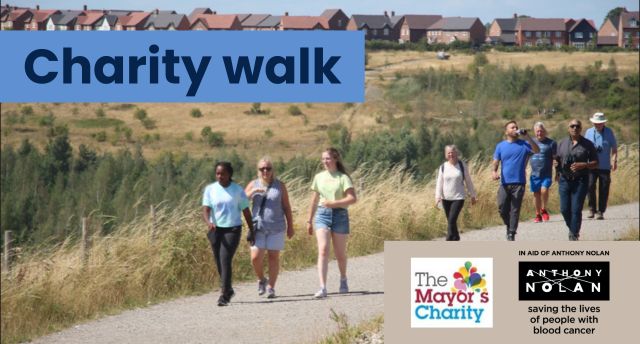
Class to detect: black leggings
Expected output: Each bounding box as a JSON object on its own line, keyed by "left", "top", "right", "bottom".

{"left": 442, "top": 199, "right": 465, "bottom": 241}
{"left": 207, "top": 227, "right": 241, "bottom": 297}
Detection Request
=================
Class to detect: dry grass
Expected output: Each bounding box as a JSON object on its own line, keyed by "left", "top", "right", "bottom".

{"left": 2, "top": 147, "right": 638, "bottom": 343}
{"left": 367, "top": 50, "right": 640, "bottom": 78}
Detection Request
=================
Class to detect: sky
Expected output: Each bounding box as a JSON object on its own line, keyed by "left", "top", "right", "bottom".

{"left": 7, "top": 0, "right": 640, "bottom": 25}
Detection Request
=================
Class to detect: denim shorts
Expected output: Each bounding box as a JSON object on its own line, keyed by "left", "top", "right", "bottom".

{"left": 314, "top": 206, "right": 350, "bottom": 234}
{"left": 530, "top": 175, "right": 553, "bottom": 192}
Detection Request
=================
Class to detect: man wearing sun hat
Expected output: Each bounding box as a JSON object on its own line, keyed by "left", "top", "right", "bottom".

{"left": 584, "top": 112, "right": 618, "bottom": 220}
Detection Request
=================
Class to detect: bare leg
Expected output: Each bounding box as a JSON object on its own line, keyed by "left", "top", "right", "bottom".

{"left": 541, "top": 187, "right": 549, "bottom": 210}
{"left": 267, "top": 250, "right": 280, "bottom": 288}
{"left": 331, "top": 232, "right": 349, "bottom": 279}
{"left": 315, "top": 228, "right": 331, "bottom": 288}
{"left": 533, "top": 191, "right": 542, "bottom": 213}
{"left": 250, "top": 247, "right": 266, "bottom": 281}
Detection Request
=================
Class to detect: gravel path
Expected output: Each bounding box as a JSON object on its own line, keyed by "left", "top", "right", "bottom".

{"left": 29, "top": 203, "right": 638, "bottom": 344}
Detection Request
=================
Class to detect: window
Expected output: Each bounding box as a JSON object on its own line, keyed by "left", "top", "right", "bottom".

{"left": 555, "top": 31, "right": 562, "bottom": 38}
{"left": 337, "top": 19, "right": 342, "bottom": 27}
{"left": 575, "top": 32, "right": 583, "bottom": 39}
{"left": 363, "top": 28, "right": 368, "bottom": 35}
{"left": 573, "top": 42, "right": 585, "bottom": 48}
{"left": 630, "top": 19, "right": 638, "bottom": 27}
{"left": 372, "top": 29, "right": 378, "bottom": 36}
{"left": 555, "top": 42, "right": 562, "bottom": 48}
{"left": 525, "top": 31, "right": 531, "bottom": 37}
{"left": 384, "top": 28, "right": 389, "bottom": 36}
{"left": 525, "top": 42, "right": 532, "bottom": 47}
{"left": 535, "top": 31, "right": 541, "bottom": 37}
{"left": 624, "top": 32, "right": 631, "bottom": 39}
{"left": 546, "top": 31, "right": 551, "bottom": 37}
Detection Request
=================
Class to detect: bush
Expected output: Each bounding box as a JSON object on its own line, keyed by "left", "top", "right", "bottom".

{"left": 93, "top": 131, "right": 107, "bottom": 142}
{"left": 264, "top": 129, "right": 274, "bottom": 138}
{"left": 184, "top": 132, "right": 194, "bottom": 141}
{"left": 21, "top": 106, "right": 34, "bottom": 116}
{"left": 134, "top": 108, "right": 147, "bottom": 121}
{"left": 141, "top": 118, "right": 156, "bottom": 130}
{"left": 288, "top": 105, "right": 303, "bottom": 116}
{"left": 190, "top": 108, "right": 202, "bottom": 118}
{"left": 205, "top": 131, "right": 225, "bottom": 147}
{"left": 473, "top": 52, "right": 489, "bottom": 67}
{"left": 246, "top": 102, "right": 269, "bottom": 115}
{"left": 38, "top": 113, "right": 55, "bottom": 127}
{"left": 95, "top": 108, "right": 106, "bottom": 118}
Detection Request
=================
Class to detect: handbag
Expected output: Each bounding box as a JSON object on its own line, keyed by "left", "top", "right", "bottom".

{"left": 248, "top": 182, "right": 272, "bottom": 243}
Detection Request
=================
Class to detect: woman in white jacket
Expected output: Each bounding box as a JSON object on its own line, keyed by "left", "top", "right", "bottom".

{"left": 435, "top": 145, "right": 477, "bottom": 241}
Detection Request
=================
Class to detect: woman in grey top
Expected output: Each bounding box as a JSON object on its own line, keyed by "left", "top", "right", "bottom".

{"left": 245, "top": 157, "right": 294, "bottom": 298}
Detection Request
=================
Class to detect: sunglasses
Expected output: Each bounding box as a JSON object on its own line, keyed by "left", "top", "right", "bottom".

{"left": 259, "top": 167, "right": 272, "bottom": 172}
{"left": 569, "top": 124, "right": 581, "bottom": 129}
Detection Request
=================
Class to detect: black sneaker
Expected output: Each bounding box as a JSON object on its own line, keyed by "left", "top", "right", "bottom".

{"left": 596, "top": 212, "right": 604, "bottom": 220}
{"left": 506, "top": 233, "right": 515, "bottom": 241}
{"left": 217, "top": 296, "right": 228, "bottom": 307}
{"left": 568, "top": 233, "right": 579, "bottom": 241}
{"left": 587, "top": 210, "right": 595, "bottom": 219}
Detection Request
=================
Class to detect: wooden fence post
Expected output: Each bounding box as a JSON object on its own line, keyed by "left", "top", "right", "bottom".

{"left": 81, "top": 217, "right": 89, "bottom": 264}
{"left": 150, "top": 205, "right": 157, "bottom": 242}
{"left": 2, "top": 230, "right": 12, "bottom": 273}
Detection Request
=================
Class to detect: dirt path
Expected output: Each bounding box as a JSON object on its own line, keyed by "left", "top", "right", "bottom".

{"left": 30, "top": 203, "right": 638, "bottom": 344}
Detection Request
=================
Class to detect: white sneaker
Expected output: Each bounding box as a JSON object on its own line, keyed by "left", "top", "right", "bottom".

{"left": 257, "top": 278, "right": 267, "bottom": 295}
{"left": 314, "top": 288, "right": 327, "bottom": 299}
{"left": 267, "top": 287, "right": 276, "bottom": 299}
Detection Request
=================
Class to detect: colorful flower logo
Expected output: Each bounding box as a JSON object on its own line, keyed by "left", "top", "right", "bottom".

{"left": 451, "top": 261, "right": 487, "bottom": 293}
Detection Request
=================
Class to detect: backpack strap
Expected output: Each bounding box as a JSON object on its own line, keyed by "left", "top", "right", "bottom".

{"left": 441, "top": 161, "right": 466, "bottom": 184}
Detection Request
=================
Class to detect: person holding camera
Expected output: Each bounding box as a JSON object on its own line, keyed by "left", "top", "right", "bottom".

{"left": 435, "top": 145, "right": 477, "bottom": 241}
{"left": 245, "top": 157, "right": 294, "bottom": 299}
{"left": 492, "top": 121, "right": 540, "bottom": 241}
{"left": 584, "top": 112, "right": 618, "bottom": 220}
{"left": 202, "top": 162, "right": 254, "bottom": 306}
{"left": 555, "top": 119, "right": 598, "bottom": 241}
{"left": 306, "top": 148, "right": 357, "bottom": 299}
{"left": 529, "top": 122, "right": 557, "bottom": 223}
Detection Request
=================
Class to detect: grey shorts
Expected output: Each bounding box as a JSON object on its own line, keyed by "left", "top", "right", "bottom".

{"left": 252, "top": 230, "right": 285, "bottom": 251}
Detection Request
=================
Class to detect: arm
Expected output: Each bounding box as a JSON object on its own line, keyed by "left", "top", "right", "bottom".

{"left": 245, "top": 180, "right": 265, "bottom": 199}
{"left": 492, "top": 159, "right": 501, "bottom": 181}
{"left": 611, "top": 147, "right": 618, "bottom": 171}
{"left": 307, "top": 192, "right": 320, "bottom": 235}
{"left": 242, "top": 207, "right": 254, "bottom": 231}
{"left": 522, "top": 133, "right": 540, "bottom": 153}
{"left": 280, "top": 182, "right": 295, "bottom": 239}
{"left": 202, "top": 206, "right": 215, "bottom": 231}
{"left": 322, "top": 188, "right": 357, "bottom": 208}
{"left": 435, "top": 165, "right": 443, "bottom": 204}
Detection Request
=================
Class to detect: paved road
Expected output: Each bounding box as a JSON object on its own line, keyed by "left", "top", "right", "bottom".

{"left": 30, "top": 203, "right": 638, "bottom": 344}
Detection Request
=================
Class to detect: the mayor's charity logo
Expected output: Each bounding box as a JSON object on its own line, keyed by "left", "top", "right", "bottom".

{"left": 411, "top": 258, "right": 493, "bottom": 328}
{"left": 519, "top": 261, "right": 610, "bottom": 301}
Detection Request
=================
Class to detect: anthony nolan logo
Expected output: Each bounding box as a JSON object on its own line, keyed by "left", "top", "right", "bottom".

{"left": 411, "top": 258, "right": 493, "bottom": 328}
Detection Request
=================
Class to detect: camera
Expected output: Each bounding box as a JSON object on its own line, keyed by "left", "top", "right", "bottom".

{"left": 517, "top": 129, "right": 528, "bottom": 136}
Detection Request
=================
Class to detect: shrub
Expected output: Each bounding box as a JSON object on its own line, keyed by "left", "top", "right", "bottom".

{"left": 288, "top": 105, "right": 303, "bottom": 116}
{"left": 473, "top": 52, "right": 489, "bottom": 67}
{"left": 38, "top": 113, "right": 55, "bottom": 127}
{"left": 93, "top": 131, "right": 107, "bottom": 142}
{"left": 246, "top": 102, "right": 269, "bottom": 115}
{"left": 264, "top": 129, "right": 274, "bottom": 138}
{"left": 21, "top": 106, "right": 34, "bottom": 116}
{"left": 141, "top": 118, "right": 156, "bottom": 130}
{"left": 190, "top": 108, "right": 202, "bottom": 118}
{"left": 184, "top": 132, "right": 194, "bottom": 141}
{"left": 134, "top": 108, "right": 147, "bottom": 121}
{"left": 95, "top": 108, "right": 106, "bottom": 118}
{"left": 205, "top": 131, "right": 225, "bottom": 147}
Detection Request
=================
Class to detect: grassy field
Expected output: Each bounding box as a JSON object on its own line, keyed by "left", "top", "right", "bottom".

{"left": 1, "top": 149, "right": 638, "bottom": 343}
{"left": 1, "top": 51, "right": 638, "bottom": 160}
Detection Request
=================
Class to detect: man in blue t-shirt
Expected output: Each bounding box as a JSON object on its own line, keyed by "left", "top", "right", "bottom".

{"left": 492, "top": 120, "right": 540, "bottom": 241}
{"left": 529, "top": 122, "right": 557, "bottom": 223}
{"left": 584, "top": 112, "right": 617, "bottom": 220}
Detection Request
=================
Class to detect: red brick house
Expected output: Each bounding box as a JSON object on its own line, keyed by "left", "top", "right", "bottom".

{"left": 320, "top": 9, "right": 349, "bottom": 30}
{"left": 23, "top": 6, "right": 59, "bottom": 31}
{"left": 515, "top": 18, "right": 567, "bottom": 47}
{"left": 190, "top": 14, "right": 242, "bottom": 30}
{"left": 426, "top": 17, "right": 485, "bottom": 45}
{"left": 116, "top": 12, "right": 150, "bottom": 30}
{"left": 399, "top": 14, "right": 442, "bottom": 43}
{"left": 347, "top": 12, "right": 403, "bottom": 41}
{"left": 280, "top": 15, "right": 328, "bottom": 30}
{"left": 619, "top": 10, "right": 639, "bottom": 48}
{"left": 487, "top": 16, "right": 518, "bottom": 45}
{"left": 1, "top": 7, "right": 31, "bottom": 30}
{"left": 75, "top": 11, "right": 106, "bottom": 31}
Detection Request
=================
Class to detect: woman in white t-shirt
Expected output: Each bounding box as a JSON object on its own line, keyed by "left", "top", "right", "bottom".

{"left": 435, "top": 145, "right": 477, "bottom": 241}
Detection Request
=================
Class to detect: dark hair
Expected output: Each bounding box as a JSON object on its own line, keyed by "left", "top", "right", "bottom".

{"left": 324, "top": 147, "right": 350, "bottom": 178}
{"left": 214, "top": 161, "right": 234, "bottom": 181}
{"left": 504, "top": 120, "right": 517, "bottom": 129}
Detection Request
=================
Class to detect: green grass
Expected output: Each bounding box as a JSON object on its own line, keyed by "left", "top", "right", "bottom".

{"left": 73, "top": 117, "right": 125, "bottom": 128}
{"left": 319, "top": 311, "right": 383, "bottom": 344}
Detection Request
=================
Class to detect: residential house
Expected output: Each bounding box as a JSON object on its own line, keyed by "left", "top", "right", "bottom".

{"left": 144, "top": 10, "right": 189, "bottom": 30}
{"left": 46, "top": 10, "right": 82, "bottom": 30}
{"left": 116, "top": 11, "right": 150, "bottom": 31}
{"left": 22, "top": 5, "right": 59, "bottom": 31}
{"left": 190, "top": 14, "right": 241, "bottom": 30}
{"left": 241, "top": 14, "right": 270, "bottom": 30}
{"left": 1, "top": 7, "right": 31, "bottom": 30}
{"left": 567, "top": 18, "right": 597, "bottom": 48}
{"left": 619, "top": 10, "right": 639, "bottom": 48}
{"left": 254, "top": 15, "right": 281, "bottom": 30}
{"left": 75, "top": 11, "right": 106, "bottom": 31}
{"left": 95, "top": 13, "right": 119, "bottom": 31}
{"left": 280, "top": 14, "right": 328, "bottom": 30}
{"left": 188, "top": 7, "right": 213, "bottom": 24}
{"left": 347, "top": 12, "right": 403, "bottom": 41}
{"left": 399, "top": 14, "right": 442, "bottom": 43}
{"left": 487, "top": 16, "right": 518, "bottom": 45}
{"left": 320, "top": 9, "right": 349, "bottom": 30}
{"left": 427, "top": 17, "right": 485, "bottom": 45}
{"left": 515, "top": 18, "right": 567, "bottom": 47}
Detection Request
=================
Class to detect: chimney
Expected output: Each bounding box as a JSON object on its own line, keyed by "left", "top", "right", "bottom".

{"left": 391, "top": 11, "right": 395, "bottom": 17}
{"left": 284, "top": 11, "right": 289, "bottom": 16}
{"left": 513, "top": 13, "right": 517, "bottom": 19}
{"left": 36, "top": 5, "right": 40, "bottom": 10}
{"left": 384, "top": 11, "right": 388, "bottom": 17}
{"left": 213, "top": 11, "right": 217, "bottom": 15}
{"left": 155, "top": 9, "right": 159, "bottom": 15}
{"left": 83, "top": 4, "right": 87, "bottom": 11}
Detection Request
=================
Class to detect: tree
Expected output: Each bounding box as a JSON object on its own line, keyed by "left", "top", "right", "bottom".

{"left": 604, "top": 7, "right": 626, "bottom": 25}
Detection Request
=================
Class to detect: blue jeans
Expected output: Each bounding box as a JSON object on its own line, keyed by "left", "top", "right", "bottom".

{"left": 558, "top": 175, "right": 589, "bottom": 236}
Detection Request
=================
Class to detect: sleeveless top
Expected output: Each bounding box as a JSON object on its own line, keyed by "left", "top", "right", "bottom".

{"left": 251, "top": 179, "right": 286, "bottom": 233}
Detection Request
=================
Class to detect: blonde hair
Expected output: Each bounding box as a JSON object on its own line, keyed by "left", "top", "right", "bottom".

{"left": 256, "top": 156, "right": 275, "bottom": 179}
